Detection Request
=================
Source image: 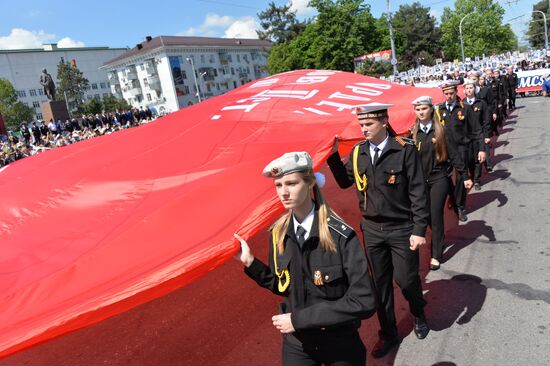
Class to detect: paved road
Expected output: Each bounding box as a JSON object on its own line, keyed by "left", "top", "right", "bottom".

{"left": 2, "top": 96, "right": 549, "bottom": 366}
{"left": 391, "top": 96, "right": 550, "bottom": 366}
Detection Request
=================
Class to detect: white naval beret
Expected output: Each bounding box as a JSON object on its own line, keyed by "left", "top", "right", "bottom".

{"left": 411, "top": 96, "right": 433, "bottom": 106}
{"left": 355, "top": 103, "right": 393, "bottom": 120}
{"left": 463, "top": 78, "right": 477, "bottom": 86}
{"left": 439, "top": 80, "right": 460, "bottom": 90}
{"left": 262, "top": 151, "right": 313, "bottom": 178}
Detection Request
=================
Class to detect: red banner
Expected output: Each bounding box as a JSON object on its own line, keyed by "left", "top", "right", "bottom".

{"left": 0, "top": 70, "right": 445, "bottom": 358}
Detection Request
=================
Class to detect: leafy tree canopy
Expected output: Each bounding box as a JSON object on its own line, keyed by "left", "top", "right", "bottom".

{"left": 0, "top": 78, "right": 35, "bottom": 130}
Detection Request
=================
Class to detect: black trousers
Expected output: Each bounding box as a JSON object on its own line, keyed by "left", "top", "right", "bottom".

{"left": 508, "top": 89, "right": 516, "bottom": 109}
{"left": 454, "top": 147, "right": 472, "bottom": 210}
{"left": 427, "top": 177, "right": 450, "bottom": 261}
{"left": 361, "top": 221, "right": 426, "bottom": 341}
{"left": 282, "top": 331, "right": 366, "bottom": 366}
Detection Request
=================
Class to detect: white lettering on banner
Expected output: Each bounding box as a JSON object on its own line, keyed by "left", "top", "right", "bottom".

{"left": 355, "top": 82, "right": 392, "bottom": 90}
{"left": 248, "top": 78, "right": 280, "bottom": 88}
{"left": 328, "top": 91, "right": 371, "bottom": 102}
{"left": 237, "top": 89, "right": 319, "bottom": 104}
{"left": 291, "top": 71, "right": 337, "bottom": 85}
{"left": 317, "top": 100, "right": 356, "bottom": 112}
{"left": 518, "top": 76, "right": 542, "bottom": 88}
{"left": 221, "top": 103, "right": 260, "bottom": 113}
{"left": 302, "top": 107, "right": 332, "bottom": 115}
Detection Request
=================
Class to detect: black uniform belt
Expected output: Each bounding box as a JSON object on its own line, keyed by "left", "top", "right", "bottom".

{"left": 362, "top": 217, "right": 413, "bottom": 231}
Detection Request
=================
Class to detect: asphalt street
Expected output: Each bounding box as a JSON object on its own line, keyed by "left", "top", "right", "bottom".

{"left": 390, "top": 95, "right": 550, "bottom": 366}
{"left": 1, "top": 96, "right": 549, "bottom": 366}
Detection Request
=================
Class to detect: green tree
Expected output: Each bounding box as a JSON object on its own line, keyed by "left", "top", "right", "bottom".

{"left": 527, "top": 0, "right": 549, "bottom": 48}
{"left": 0, "top": 78, "right": 35, "bottom": 130}
{"left": 440, "top": 0, "right": 517, "bottom": 61}
{"left": 355, "top": 59, "right": 394, "bottom": 78}
{"left": 392, "top": 2, "right": 441, "bottom": 69}
{"left": 56, "top": 61, "right": 89, "bottom": 112}
{"left": 257, "top": 1, "right": 308, "bottom": 44}
{"left": 267, "top": 0, "right": 382, "bottom": 74}
{"left": 79, "top": 98, "right": 103, "bottom": 115}
{"left": 102, "top": 94, "right": 130, "bottom": 112}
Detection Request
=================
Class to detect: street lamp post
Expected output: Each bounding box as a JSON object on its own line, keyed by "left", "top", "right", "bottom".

{"left": 186, "top": 57, "right": 201, "bottom": 103}
{"left": 533, "top": 10, "right": 549, "bottom": 50}
{"left": 460, "top": 12, "right": 475, "bottom": 64}
{"left": 386, "top": 0, "right": 399, "bottom": 76}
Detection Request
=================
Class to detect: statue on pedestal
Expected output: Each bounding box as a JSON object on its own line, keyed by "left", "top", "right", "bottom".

{"left": 39, "top": 68, "right": 56, "bottom": 101}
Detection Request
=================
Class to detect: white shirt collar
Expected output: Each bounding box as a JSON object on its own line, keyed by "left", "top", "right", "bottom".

{"left": 420, "top": 121, "right": 432, "bottom": 133}
{"left": 293, "top": 204, "right": 315, "bottom": 241}
{"left": 369, "top": 133, "right": 389, "bottom": 160}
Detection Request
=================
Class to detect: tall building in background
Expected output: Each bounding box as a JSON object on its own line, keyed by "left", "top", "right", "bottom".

{"left": 101, "top": 36, "right": 272, "bottom": 114}
{"left": 0, "top": 44, "right": 127, "bottom": 120}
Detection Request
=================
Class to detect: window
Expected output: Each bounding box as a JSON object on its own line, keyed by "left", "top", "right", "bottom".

{"left": 140, "top": 64, "right": 145, "bottom": 71}
{"left": 107, "top": 82, "right": 111, "bottom": 88}
{"left": 100, "top": 82, "right": 106, "bottom": 89}
{"left": 32, "top": 101, "right": 40, "bottom": 108}
{"left": 38, "top": 89, "right": 44, "bottom": 96}
{"left": 147, "top": 93, "right": 152, "bottom": 101}
{"left": 29, "top": 89, "right": 37, "bottom": 96}
{"left": 36, "top": 113, "right": 43, "bottom": 120}
{"left": 103, "top": 93, "right": 110, "bottom": 98}
{"left": 87, "top": 95, "right": 93, "bottom": 100}
{"left": 181, "top": 70, "right": 187, "bottom": 79}
{"left": 91, "top": 83, "right": 98, "bottom": 90}
{"left": 227, "top": 54, "right": 232, "bottom": 62}
{"left": 17, "top": 90, "right": 26, "bottom": 98}
{"left": 233, "top": 81, "right": 237, "bottom": 89}
{"left": 231, "top": 67, "right": 235, "bottom": 75}
{"left": 184, "top": 85, "right": 189, "bottom": 94}
{"left": 201, "top": 55, "right": 205, "bottom": 63}
{"left": 209, "top": 55, "right": 215, "bottom": 63}
{"left": 94, "top": 94, "right": 100, "bottom": 100}
{"left": 216, "top": 83, "right": 220, "bottom": 91}
{"left": 207, "top": 84, "right": 211, "bottom": 92}
{"left": 237, "top": 54, "right": 240, "bottom": 62}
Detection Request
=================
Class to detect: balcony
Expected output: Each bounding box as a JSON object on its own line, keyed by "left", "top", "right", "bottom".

{"left": 125, "top": 68, "right": 138, "bottom": 80}
{"left": 107, "top": 72, "right": 120, "bottom": 83}
{"left": 145, "top": 61, "right": 157, "bottom": 76}
{"left": 147, "top": 75, "right": 161, "bottom": 90}
{"left": 123, "top": 83, "right": 142, "bottom": 97}
{"left": 111, "top": 85, "right": 123, "bottom": 97}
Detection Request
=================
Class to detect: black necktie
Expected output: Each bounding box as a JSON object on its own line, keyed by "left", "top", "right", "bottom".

{"left": 422, "top": 126, "right": 428, "bottom": 134}
{"left": 296, "top": 225, "right": 306, "bottom": 247}
{"left": 373, "top": 147, "right": 380, "bottom": 166}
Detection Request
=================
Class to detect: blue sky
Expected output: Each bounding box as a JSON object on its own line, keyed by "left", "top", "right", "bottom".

{"left": 0, "top": 0, "right": 538, "bottom": 50}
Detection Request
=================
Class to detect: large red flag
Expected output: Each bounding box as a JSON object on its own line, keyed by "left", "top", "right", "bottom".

{"left": 0, "top": 70, "right": 444, "bottom": 358}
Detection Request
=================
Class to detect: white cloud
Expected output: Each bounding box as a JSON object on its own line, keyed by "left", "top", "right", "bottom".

{"left": 57, "top": 37, "right": 85, "bottom": 48}
{"left": 288, "top": 0, "right": 316, "bottom": 18}
{"left": 224, "top": 17, "right": 259, "bottom": 39}
{"left": 179, "top": 13, "right": 259, "bottom": 39}
{"left": 0, "top": 28, "right": 55, "bottom": 49}
{"left": 0, "top": 28, "right": 85, "bottom": 50}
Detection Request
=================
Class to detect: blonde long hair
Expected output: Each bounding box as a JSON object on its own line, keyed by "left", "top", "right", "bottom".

{"left": 411, "top": 107, "right": 448, "bottom": 162}
{"left": 271, "top": 171, "right": 338, "bottom": 254}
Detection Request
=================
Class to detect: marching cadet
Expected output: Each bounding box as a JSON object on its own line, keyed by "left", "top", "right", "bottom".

{"left": 506, "top": 66, "right": 518, "bottom": 110}
{"left": 463, "top": 79, "right": 491, "bottom": 190}
{"left": 235, "top": 151, "right": 376, "bottom": 366}
{"left": 476, "top": 73, "right": 496, "bottom": 172}
{"left": 485, "top": 68, "right": 506, "bottom": 134}
{"left": 495, "top": 69, "right": 508, "bottom": 119}
{"left": 327, "top": 104, "right": 430, "bottom": 359}
{"left": 436, "top": 81, "right": 485, "bottom": 222}
{"left": 410, "top": 96, "right": 472, "bottom": 271}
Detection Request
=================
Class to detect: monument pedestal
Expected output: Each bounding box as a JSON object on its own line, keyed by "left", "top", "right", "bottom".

{"left": 41, "top": 100, "right": 70, "bottom": 123}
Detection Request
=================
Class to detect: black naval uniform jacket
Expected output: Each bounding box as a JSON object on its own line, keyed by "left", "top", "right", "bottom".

{"left": 437, "top": 100, "right": 483, "bottom": 153}
{"left": 327, "top": 136, "right": 429, "bottom": 237}
{"left": 415, "top": 126, "right": 468, "bottom": 184}
{"left": 244, "top": 210, "right": 376, "bottom": 335}
{"left": 489, "top": 78, "right": 506, "bottom": 108}
{"left": 477, "top": 86, "right": 495, "bottom": 115}
{"left": 468, "top": 98, "right": 491, "bottom": 140}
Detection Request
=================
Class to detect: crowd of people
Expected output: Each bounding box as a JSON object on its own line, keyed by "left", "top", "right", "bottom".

{"left": 234, "top": 64, "right": 520, "bottom": 364}
{"left": 0, "top": 107, "right": 156, "bottom": 168}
